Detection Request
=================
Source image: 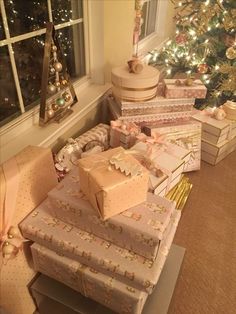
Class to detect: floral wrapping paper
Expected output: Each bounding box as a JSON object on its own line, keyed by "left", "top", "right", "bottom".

{"left": 193, "top": 112, "right": 236, "bottom": 145}
{"left": 142, "top": 120, "right": 202, "bottom": 172}
{"left": 19, "top": 203, "right": 180, "bottom": 294}
{"left": 0, "top": 146, "right": 58, "bottom": 314}
{"left": 31, "top": 244, "right": 148, "bottom": 314}
{"left": 77, "top": 147, "right": 149, "bottom": 220}
{"left": 164, "top": 79, "right": 207, "bottom": 99}
{"left": 47, "top": 167, "right": 176, "bottom": 261}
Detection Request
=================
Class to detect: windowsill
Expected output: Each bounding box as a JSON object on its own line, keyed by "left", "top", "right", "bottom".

{"left": 0, "top": 82, "right": 111, "bottom": 164}
{"left": 138, "top": 33, "right": 169, "bottom": 60}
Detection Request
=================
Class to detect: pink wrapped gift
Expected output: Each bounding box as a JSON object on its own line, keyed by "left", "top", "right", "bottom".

{"left": 31, "top": 243, "right": 148, "bottom": 314}
{"left": 131, "top": 141, "right": 185, "bottom": 195}
{"left": 108, "top": 96, "right": 192, "bottom": 124}
{"left": 110, "top": 120, "right": 140, "bottom": 149}
{"left": 77, "top": 147, "right": 149, "bottom": 220}
{"left": 164, "top": 79, "right": 207, "bottom": 99}
{"left": 142, "top": 120, "right": 202, "bottom": 172}
{"left": 0, "top": 145, "right": 58, "bottom": 314}
{"left": 116, "top": 96, "right": 195, "bottom": 117}
{"left": 20, "top": 204, "right": 180, "bottom": 294}
{"left": 48, "top": 167, "right": 176, "bottom": 260}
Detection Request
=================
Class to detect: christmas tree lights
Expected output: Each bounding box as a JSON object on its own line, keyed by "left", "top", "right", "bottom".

{"left": 149, "top": 0, "right": 236, "bottom": 106}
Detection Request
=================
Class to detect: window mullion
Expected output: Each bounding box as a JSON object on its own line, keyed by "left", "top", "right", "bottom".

{"left": 0, "top": 0, "right": 25, "bottom": 113}
{"left": 47, "top": 0, "right": 53, "bottom": 22}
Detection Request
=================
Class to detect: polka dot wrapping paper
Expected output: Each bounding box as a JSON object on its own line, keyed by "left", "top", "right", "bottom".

{"left": 0, "top": 146, "right": 58, "bottom": 314}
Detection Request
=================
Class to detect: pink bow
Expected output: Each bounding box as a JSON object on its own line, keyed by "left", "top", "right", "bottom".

{"left": 110, "top": 120, "right": 140, "bottom": 135}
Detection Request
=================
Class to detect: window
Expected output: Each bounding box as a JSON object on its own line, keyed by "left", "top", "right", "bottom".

{"left": 139, "top": 0, "right": 158, "bottom": 41}
{"left": 0, "top": 0, "right": 86, "bottom": 127}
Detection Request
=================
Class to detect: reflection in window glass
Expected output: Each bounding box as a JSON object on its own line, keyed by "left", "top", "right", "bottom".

{"left": 5, "top": 0, "right": 48, "bottom": 37}
{"left": 147, "top": 0, "right": 157, "bottom": 36}
{"left": 51, "top": 0, "right": 83, "bottom": 24}
{"left": 0, "top": 46, "right": 20, "bottom": 125}
{"left": 56, "top": 23, "right": 86, "bottom": 79}
{"left": 140, "top": 2, "right": 147, "bottom": 41}
{"left": 0, "top": 14, "right": 5, "bottom": 40}
{"left": 13, "top": 35, "right": 45, "bottom": 109}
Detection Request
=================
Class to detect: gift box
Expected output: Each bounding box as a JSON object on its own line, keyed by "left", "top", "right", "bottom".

{"left": 201, "top": 136, "right": 236, "bottom": 165}
{"left": 164, "top": 79, "right": 207, "bottom": 99}
{"left": 47, "top": 167, "right": 176, "bottom": 261}
{"left": 31, "top": 244, "right": 148, "bottom": 314}
{"left": 110, "top": 120, "right": 141, "bottom": 149}
{"left": 77, "top": 147, "right": 149, "bottom": 220}
{"left": 0, "top": 145, "right": 58, "bottom": 314}
{"left": 193, "top": 111, "right": 236, "bottom": 145}
{"left": 20, "top": 204, "right": 180, "bottom": 294}
{"left": 131, "top": 142, "right": 185, "bottom": 195}
{"left": 116, "top": 96, "right": 195, "bottom": 117}
{"left": 55, "top": 123, "right": 110, "bottom": 171}
{"left": 142, "top": 120, "right": 202, "bottom": 172}
{"left": 223, "top": 101, "right": 236, "bottom": 121}
{"left": 107, "top": 96, "right": 192, "bottom": 124}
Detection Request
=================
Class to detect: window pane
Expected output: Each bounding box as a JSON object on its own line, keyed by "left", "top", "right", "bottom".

{"left": 0, "top": 46, "right": 20, "bottom": 126}
{"left": 56, "top": 23, "right": 86, "bottom": 79}
{"left": 139, "top": 1, "right": 147, "bottom": 41}
{"left": 5, "top": 0, "right": 48, "bottom": 37}
{"left": 0, "top": 13, "right": 5, "bottom": 40}
{"left": 13, "top": 35, "right": 45, "bottom": 109}
{"left": 147, "top": 0, "right": 157, "bottom": 36}
{"left": 51, "top": 0, "right": 83, "bottom": 24}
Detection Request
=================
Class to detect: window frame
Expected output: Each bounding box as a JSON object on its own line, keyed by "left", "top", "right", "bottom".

{"left": 138, "top": 0, "right": 170, "bottom": 57}
{"left": 0, "top": 0, "right": 90, "bottom": 129}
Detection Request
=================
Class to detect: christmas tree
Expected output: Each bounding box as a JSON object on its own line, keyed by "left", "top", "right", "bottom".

{"left": 149, "top": 0, "right": 236, "bottom": 107}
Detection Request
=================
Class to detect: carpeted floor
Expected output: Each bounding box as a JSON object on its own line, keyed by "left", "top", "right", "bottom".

{"left": 168, "top": 150, "right": 236, "bottom": 314}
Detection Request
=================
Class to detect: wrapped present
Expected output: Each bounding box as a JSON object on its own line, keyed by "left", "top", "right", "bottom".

{"left": 222, "top": 101, "right": 236, "bottom": 121}
{"left": 0, "top": 145, "right": 58, "bottom": 314}
{"left": 201, "top": 136, "right": 236, "bottom": 165}
{"left": 142, "top": 120, "right": 202, "bottom": 172}
{"left": 131, "top": 141, "right": 185, "bottom": 195}
{"left": 107, "top": 96, "right": 192, "bottom": 124}
{"left": 31, "top": 243, "right": 148, "bottom": 314}
{"left": 193, "top": 111, "right": 236, "bottom": 145}
{"left": 55, "top": 123, "right": 110, "bottom": 171}
{"left": 164, "top": 79, "right": 207, "bottom": 99}
{"left": 111, "top": 64, "right": 160, "bottom": 102}
{"left": 19, "top": 204, "right": 180, "bottom": 294}
{"left": 77, "top": 147, "right": 149, "bottom": 220}
{"left": 110, "top": 120, "right": 141, "bottom": 149}
{"left": 48, "top": 167, "right": 176, "bottom": 261}
{"left": 116, "top": 96, "right": 195, "bottom": 117}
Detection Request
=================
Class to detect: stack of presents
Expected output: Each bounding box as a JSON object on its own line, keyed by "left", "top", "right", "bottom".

{"left": 2, "top": 63, "right": 236, "bottom": 314}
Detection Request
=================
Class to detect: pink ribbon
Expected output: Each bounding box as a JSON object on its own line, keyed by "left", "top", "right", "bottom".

{"left": 136, "top": 132, "right": 170, "bottom": 154}
{"left": 1, "top": 158, "right": 24, "bottom": 262}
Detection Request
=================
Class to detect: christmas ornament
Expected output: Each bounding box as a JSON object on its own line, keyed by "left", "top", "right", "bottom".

{"left": 197, "top": 63, "right": 208, "bottom": 74}
{"left": 175, "top": 33, "right": 188, "bottom": 46}
{"left": 61, "top": 79, "right": 68, "bottom": 86}
{"left": 63, "top": 92, "right": 71, "bottom": 102}
{"left": 127, "top": 58, "right": 144, "bottom": 74}
{"left": 52, "top": 45, "right": 57, "bottom": 52}
{"left": 55, "top": 81, "right": 61, "bottom": 87}
{"left": 51, "top": 103, "right": 59, "bottom": 111}
{"left": 184, "top": 78, "right": 194, "bottom": 86}
{"left": 56, "top": 97, "right": 65, "bottom": 107}
{"left": 226, "top": 46, "right": 236, "bottom": 60}
{"left": 8, "top": 226, "right": 20, "bottom": 238}
{"left": 175, "top": 79, "right": 182, "bottom": 86}
{"left": 53, "top": 61, "right": 63, "bottom": 72}
{"left": 47, "top": 109, "right": 55, "bottom": 118}
{"left": 214, "top": 107, "right": 226, "bottom": 121}
{"left": 50, "top": 67, "right": 56, "bottom": 74}
{"left": 2, "top": 241, "right": 15, "bottom": 257}
{"left": 47, "top": 84, "right": 56, "bottom": 94}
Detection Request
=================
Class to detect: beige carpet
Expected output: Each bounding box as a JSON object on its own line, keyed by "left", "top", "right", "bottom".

{"left": 168, "top": 151, "right": 236, "bottom": 314}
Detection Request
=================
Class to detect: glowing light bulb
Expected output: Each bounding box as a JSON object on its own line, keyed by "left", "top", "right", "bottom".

{"left": 167, "top": 69, "right": 172, "bottom": 75}
{"left": 205, "top": 39, "right": 209, "bottom": 43}
{"left": 205, "top": 0, "right": 210, "bottom": 6}
{"left": 166, "top": 40, "right": 172, "bottom": 46}
{"left": 215, "top": 65, "right": 220, "bottom": 70}
{"left": 207, "top": 26, "right": 211, "bottom": 31}
{"left": 189, "top": 29, "right": 196, "bottom": 36}
{"left": 178, "top": 2, "right": 182, "bottom": 7}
